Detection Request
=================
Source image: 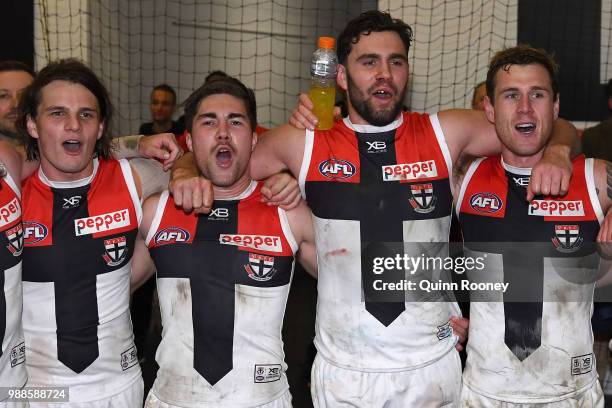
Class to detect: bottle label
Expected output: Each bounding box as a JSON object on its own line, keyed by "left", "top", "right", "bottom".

{"left": 312, "top": 61, "right": 337, "bottom": 77}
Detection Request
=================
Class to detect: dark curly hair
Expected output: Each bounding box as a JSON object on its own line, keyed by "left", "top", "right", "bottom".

{"left": 17, "top": 58, "right": 113, "bottom": 161}
{"left": 337, "top": 10, "right": 413, "bottom": 65}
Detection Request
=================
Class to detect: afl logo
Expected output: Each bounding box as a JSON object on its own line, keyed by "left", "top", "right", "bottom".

{"left": 469, "top": 192, "right": 502, "bottom": 213}
{"left": 23, "top": 221, "right": 48, "bottom": 245}
{"left": 154, "top": 227, "right": 190, "bottom": 246}
{"left": 318, "top": 159, "right": 356, "bottom": 180}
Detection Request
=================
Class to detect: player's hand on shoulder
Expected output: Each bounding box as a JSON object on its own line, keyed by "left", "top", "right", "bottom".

{"left": 527, "top": 146, "right": 571, "bottom": 201}
{"left": 261, "top": 171, "right": 301, "bottom": 210}
{"left": 450, "top": 316, "right": 469, "bottom": 352}
{"left": 289, "top": 93, "right": 318, "bottom": 131}
{"left": 169, "top": 167, "right": 213, "bottom": 214}
{"left": 139, "top": 133, "right": 184, "bottom": 171}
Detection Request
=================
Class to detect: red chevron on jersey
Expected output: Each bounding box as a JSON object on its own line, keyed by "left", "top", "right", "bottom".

{"left": 307, "top": 124, "right": 360, "bottom": 183}
{"left": 22, "top": 159, "right": 139, "bottom": 246}
{"left": 305, "top": 112, "right": 450, "bottom": 184}
{"left": 459, "top": 157, "right": 508, "bottom": 219}
{"left": 148, "top": 183, "right": 294, "bottom": 257}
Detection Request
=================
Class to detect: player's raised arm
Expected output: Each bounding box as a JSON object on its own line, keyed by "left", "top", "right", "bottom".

{"left": 111, "top": 132, "right": 183, "bottom": 171}
{"left": 250, "top": 124, "right": 305, "bottom": 180}
{"left": 440, "top": 100, "right": 577, "bottom": 200}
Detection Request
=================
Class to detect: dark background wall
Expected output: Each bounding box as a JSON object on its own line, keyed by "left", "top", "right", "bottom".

{"left": 0, "top": 0, "right": 34, "bottom": 69}
{"left": 519, "top": 0, "right": 608, "bottom": 121}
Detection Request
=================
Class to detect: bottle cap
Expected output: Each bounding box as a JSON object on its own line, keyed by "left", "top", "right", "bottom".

{"left": 318, "top": 37, "right": 335, "bottom": 49}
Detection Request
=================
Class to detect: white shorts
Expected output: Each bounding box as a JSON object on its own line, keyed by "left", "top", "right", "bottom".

{"left": 311, "top": 350, "right": 462, "bottom": 407}
{"left": 144, "top": 389, "right": 292, "bottom": 408}
{"left": 460, "top": 380, "right": 604, "bottom": 407}
{"left": 27, "top": 377, "right": 143, "bottom": 408}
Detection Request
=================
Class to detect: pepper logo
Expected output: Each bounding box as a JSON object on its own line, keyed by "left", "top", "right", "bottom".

{"left": 382, "top": 160, "right": 437, "bottom": 182}
{"left": 219, "top": 234, "right": 282, "bottom": 253}
{"left": 74, "top": 209, "right": 130, "bottom": 236}
{"left": 0, "top": 198, "right": 20, "bottom": 228}
{"left": 529, "top": 200, "right": 584, "bottom": 217}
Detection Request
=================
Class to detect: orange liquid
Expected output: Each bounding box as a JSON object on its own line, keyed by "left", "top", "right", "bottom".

{"left": 309, "top": 85, "right": 336, "bottom": 130}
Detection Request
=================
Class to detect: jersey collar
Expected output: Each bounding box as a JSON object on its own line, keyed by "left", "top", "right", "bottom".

{"left": 500, "top": 156, "right": 532, "bottom": 176}
{"left": 216, "top": 179, "right": 258, "bottom": 201}
{"left": 342, "top": 113, "right": 403, "bottom": 133}
{"left": 39, "top": 158, "right": 99, "bottom": 189}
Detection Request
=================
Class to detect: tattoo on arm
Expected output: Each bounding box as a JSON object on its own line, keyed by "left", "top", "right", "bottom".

{"left": 111, "top": 135, "right": 142, "bottom": 159}
{"left": 124, "top": 137, "right": 139, "bottom": 150}
{"left": 605, "top": 162, "right": 612, "bottom": 199}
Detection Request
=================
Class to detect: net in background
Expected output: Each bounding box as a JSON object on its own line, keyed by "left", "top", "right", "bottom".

{"left": 34, "top": 0, "right": 612, "bottom": 134}
{"left": 34, "top": 0, "right": 373, "bottom": 135}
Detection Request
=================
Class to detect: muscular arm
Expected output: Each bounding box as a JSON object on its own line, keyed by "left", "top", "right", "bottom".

{"left": 130, "top": 158, "right": 169, "bottom": 201}
{"left": 112, "top": 133, "right": 182, "bottom": 171}
{"left": 451, "top": 152, "right": 477, "bottom": 206}
{"left": 285, "top": 200, "right": 317, "bottom": 278}
{"left": 439, "top": 108, "right": 578, "bottom": 198}
{"left": 250, "top": 124, "right": 306, "bottom": 180}
{"left": 111, "top": 135, "right": 142, "bottom": 158}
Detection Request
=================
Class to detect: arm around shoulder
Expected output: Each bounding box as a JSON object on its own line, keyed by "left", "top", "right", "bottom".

{"left": 251, "top": 124, "right": 306, "bottom": 181}
{"left": 437, "top": 109, "right": 501, "bottom": 164}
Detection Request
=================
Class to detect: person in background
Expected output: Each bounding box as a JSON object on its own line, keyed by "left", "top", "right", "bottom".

{"left": 471, "top": 81, "right": 487, "bottom": 111}
{"left": 0, "top": 61, "right": 35, "bottom": 143}
{"left": 139, "top": 84, "right": 185, "bottom": 136}
{"left": 134, "top": 82, "right": 186, "bottom": 365}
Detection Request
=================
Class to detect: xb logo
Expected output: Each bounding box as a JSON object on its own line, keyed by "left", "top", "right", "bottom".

{"left": 366, "top": 141, "right": 386, "bottom": 151}
{"left": 210, "top": 208, "right": 229, "bottom": 218}
{"left": 63, "top": 195, "right": 82, "bottom": 209}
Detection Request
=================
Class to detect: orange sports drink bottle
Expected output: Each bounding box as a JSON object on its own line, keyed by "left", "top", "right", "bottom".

{"left": 308, "top": 36, "right": 338, "bottom": 130}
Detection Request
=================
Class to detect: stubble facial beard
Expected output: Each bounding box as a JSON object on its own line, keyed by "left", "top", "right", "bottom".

{"left": 346, "top": 71, "right": 406, "bottom": 127}
{"left": 0, "top": 125, "right": 18, "bottom": 139}
{"left": 196, "top": 153, "right": 240, "bottom": 188}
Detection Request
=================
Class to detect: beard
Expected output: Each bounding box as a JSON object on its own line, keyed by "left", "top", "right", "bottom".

{"left": 346, "top": 72, "right": 406, "bottom": 127}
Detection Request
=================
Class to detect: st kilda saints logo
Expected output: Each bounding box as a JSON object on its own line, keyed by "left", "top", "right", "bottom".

{"left": 5, "top": 224, "right": 23, "bottom": 256}
{"left": 244, "top": 253, "right": 276, "bottom": 282}
{"left": 552, "top": 225, "right": 583, "bottom": 253}
{"left": 409, "top": 183, "right": 436, "bottom": 214}
{"left": 102, "top": 236, "right": 128, "bottom": 266}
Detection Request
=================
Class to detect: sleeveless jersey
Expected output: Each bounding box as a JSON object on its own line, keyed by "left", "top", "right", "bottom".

{"left": 146, "top": 181, "right": 297, "bottom": 407}
{"left": 458, "top": 155, "right": 602, "bottom": 403}
{"left": 299, "top": 112, "right": 460, "bottom": 370}
{"left": 21, "top": 158, "right": 142, "bottom": 403}
{"left": 0, "top": 172, "right": 26, "bottom": 400}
